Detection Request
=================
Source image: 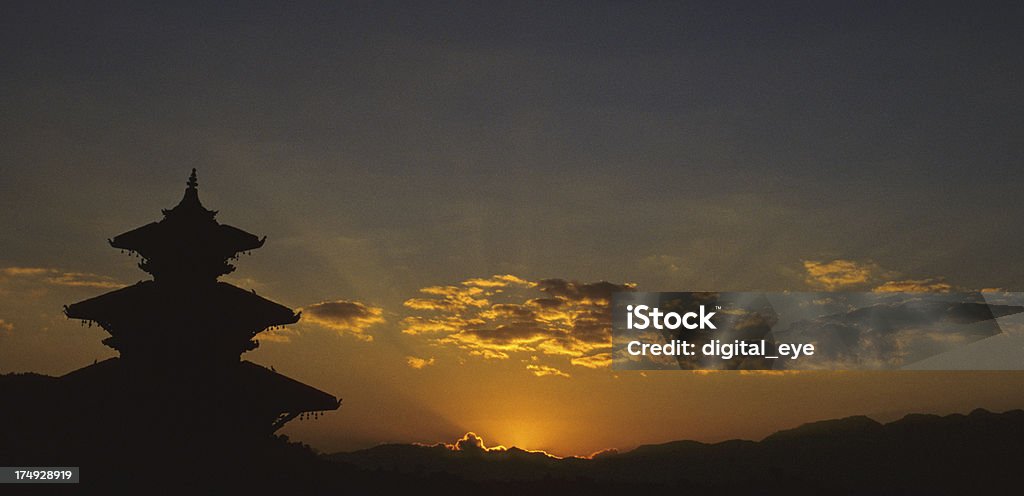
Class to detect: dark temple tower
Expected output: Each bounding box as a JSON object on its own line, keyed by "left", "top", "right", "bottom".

{"left": 62, "top": 170, "right": 339, "bottom": 444}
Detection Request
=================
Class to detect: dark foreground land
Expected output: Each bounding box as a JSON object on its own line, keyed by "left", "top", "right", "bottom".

{"left": 2, "top": 372, "right": 1023, "bottom": 495}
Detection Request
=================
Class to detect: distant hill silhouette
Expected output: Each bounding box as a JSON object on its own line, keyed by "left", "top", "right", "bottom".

{"left": 2, "top": 370, "right": 1022, "bottom": 494}
{"left": 324, "top": 408, "right": 1024, "bottom": 494}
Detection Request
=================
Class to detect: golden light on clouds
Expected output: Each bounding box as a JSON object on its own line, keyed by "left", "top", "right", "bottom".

{"left": 406, "top": 356, "right": 436, "bottom": 369}
{"left": 437, "top": 431, "right": 564, "bottom": 458}
{"left": 873, "top": 278, "right": 953, "bottom": 293}
{"left": 1, "top": 266, "right": 123, "bottom": 289}
{"left": 803, "top": 259, "right": 960, "bottom": 293}
{"left": 526, "top": 364, "right": 570, "bottom": 378}
{"left": 300, "top": 300, "right": 385, "bottom": 341}
{"left": 460, "top": 274, "right": 532, "bottom": 288}
{"left": 570, "top": 353, "right": 612, "bottom": 369}
{"left": 400, "top": 315, "right": 477, "bottom": 335}
{"left": 802, "top": 259, "right": 876, "bottom": 290}
{"left": 1, "top": 267, "right": 53, "bottom": 276}
{"left": 403, "top": 285, "right": 490, "bottom": 311}
{"left": 446, "top": 432, "right": 506, "bottom": 452}
{"left": 400, "top": 274, "right": 635, "bottom": 376}
{"left": 470, "top": 349, "right": 509, "bottom": 360}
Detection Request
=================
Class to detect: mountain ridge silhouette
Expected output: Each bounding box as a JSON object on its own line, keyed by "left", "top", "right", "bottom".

{"left": 3, "top": 371, "right": 1023, "bottom": 494}
{"left": 322, "top": 407, "right": 1024, "bottom": 494}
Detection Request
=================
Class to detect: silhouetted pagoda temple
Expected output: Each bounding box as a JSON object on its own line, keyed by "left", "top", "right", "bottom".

{"left": 60, "top": 170, "right": 339, "bottom": 443}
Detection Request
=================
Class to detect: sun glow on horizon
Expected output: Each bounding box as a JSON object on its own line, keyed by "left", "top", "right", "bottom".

{"left": 424, "top": 431, "right": 573, "bottom": 459}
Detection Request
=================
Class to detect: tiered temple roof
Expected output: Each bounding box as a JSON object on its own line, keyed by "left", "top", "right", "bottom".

{"left": 63, "top": 170, "right": 338, "bottom": 433}
{"left": 108, "top": 169, "right": 266, "bottom": 282}
{"left": 65, "top": 281, "right": 300, "bottom": 358}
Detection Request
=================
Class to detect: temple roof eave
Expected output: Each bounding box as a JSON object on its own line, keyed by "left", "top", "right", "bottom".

{"left": 64, "top": 281, "right": 300, "bottom": 333}
{"left": 60, "top": 358, "right": 341, "bottom": 414}
{"left": 108, "top": 222, "right": 265, "bottom": 256}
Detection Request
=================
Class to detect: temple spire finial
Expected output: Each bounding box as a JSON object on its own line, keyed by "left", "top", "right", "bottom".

{"left": 164, "top": 168, "right": 212, "bottom": 216}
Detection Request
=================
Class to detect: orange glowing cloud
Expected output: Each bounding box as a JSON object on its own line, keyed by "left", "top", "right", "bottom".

{"left": 406, "top": 356, "right": 436, "bottom": 369}
{"left": 873, "top": 278, "right": 954, "bottom": 293}
{"left": 1, "top": 266, "right": 123, "bottom": 289}
{"left": 403, "top": 285, "right": 490, "bottom": 311}
{"left": 802, "top": 259, "right": 876, "bottom": 290}
{"left": 402, "top": 275, "right": 635, "bottom": 375}
{"left": 803, "top": 259, "right": 958, "bottom": 294}
{"left": 570, "top": 353, "right": 612, "bottom": 369}
{"left": 300, "top": 300, "right": 385, "bottom": 341}
{"left": 526, "top": 364, "right": 570, "bottom": 378}
{"left": 461, "top": 274, "right": 532, "bottom": 288}
{"left": 448, "top": 432, "right": 505, "bottom": 452}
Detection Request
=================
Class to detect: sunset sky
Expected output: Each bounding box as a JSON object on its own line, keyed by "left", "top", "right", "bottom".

{"left": 2, "top": 2, "right": 1023, "bottom": 456}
